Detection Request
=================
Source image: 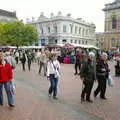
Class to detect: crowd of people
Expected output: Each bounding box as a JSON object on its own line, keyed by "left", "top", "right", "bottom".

{"left": 0, "top": 47, "right": 119, "bottom": 108}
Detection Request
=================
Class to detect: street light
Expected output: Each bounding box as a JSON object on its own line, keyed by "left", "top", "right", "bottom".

{"left": 116, "top": 38, "right": 120, "bottom": 51}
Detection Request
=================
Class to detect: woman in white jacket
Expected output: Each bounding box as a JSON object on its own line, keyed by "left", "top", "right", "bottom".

{"left": 47, "top": 53, "right": 60, "bottom": 100}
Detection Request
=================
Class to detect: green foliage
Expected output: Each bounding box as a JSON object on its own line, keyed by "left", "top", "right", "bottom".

{"left": 0, "top": 21, "right": 38, "bottom": 46}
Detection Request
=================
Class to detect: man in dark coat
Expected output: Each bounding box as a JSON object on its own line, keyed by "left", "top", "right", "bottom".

{"left": 74, "top": 49, "right": 82, "bottom": 75}
{"left": 80, "top": 52, "right": 96, "bottom": 103}
{"left": 20, "top": 52, "right": 27, "bottom": 71}
{"left": 27, "top": 52, "right": 32, "bottom": 71}
{"left": 94, "top": 52, "right": 109, "bottom": 100}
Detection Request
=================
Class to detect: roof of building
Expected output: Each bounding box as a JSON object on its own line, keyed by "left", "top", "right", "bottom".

{"left": 103, "top": 0, "right": 120, "bottom": 11}
{"left": 27, "top": 12, "right": 95, "bottom": 28}
{"left": 0, "top": 9, "right": 17, "bottom": 18}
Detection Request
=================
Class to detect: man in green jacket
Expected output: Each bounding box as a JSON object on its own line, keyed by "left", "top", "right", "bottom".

{"left": 80, "top": 52, "right": 96, "bottom": 103}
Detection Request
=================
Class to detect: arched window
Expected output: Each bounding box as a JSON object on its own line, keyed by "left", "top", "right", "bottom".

{"left": 112, "top": 16, "right": 117, "bottom": 29}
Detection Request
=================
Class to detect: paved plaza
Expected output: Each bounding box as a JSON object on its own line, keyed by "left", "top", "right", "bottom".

{"left": 0, "top": 61, "right": 120, "bottom": 120}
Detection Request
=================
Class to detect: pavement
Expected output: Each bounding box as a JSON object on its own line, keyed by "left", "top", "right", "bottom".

{"left": 0, "top": 60, "right": 120, "bottom": 120}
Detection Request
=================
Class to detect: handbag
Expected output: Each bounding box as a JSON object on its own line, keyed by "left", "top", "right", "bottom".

{"left": 51, "top": 62, "right": 60, "bottom": 78}
{"left": 10, "top": 80, "right": 16, "bottom": 95}
{"left": 107, "top": 75, "right": 114, "bottom": 87}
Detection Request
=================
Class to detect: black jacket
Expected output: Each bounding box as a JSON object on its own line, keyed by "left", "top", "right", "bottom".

{"left": 80, "top": 60, "right": 96, "bottom": 81}
{"left": 96, "top": 59, "right": 109, "bottom": 78}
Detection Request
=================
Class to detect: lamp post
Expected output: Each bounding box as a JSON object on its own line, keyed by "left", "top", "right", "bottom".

{"left": 116, "top": 38, "right": 120, "bottom": 51}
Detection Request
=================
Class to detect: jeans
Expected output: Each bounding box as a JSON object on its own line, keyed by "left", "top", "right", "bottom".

{"left": 0, "top": 81, "right": 14, "bottom": 105}
{"left": 49, "top": 75, "right": 58, "bottom": 97}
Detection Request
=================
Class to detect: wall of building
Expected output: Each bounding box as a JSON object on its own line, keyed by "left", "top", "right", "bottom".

{"left": 27, "top": 12, "right": 96, "bottom": 46}
{"left": 96, "top": 0, "right": 120, "bottom": 50}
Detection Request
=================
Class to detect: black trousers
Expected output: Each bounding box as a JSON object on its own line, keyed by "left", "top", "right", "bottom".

{"left": 15, "top": 57, "right": 19, "bottom": 64}
{"left": 81, "top": 80, "right": 94, "bottom": 100}
{"left": 22, "top": 62, "right": 26, "bottom": 71}
{"left": 28, "top": 60, "right": 31, "bottom": 71}
{"left": 75, "top": 63, "right": 81, "bottom": 74}
{"left": 94, "top": 75, "right": 107, "bottom": 98}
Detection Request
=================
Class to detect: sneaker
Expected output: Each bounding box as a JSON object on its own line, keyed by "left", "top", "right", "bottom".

{"left": 81, "top": 98, "right": 85, "bottom": 103}
{"left": 48, "top": 94, "right": 52, "bottom": 97}
{"left": 9, "top": 104, "right": 15, "bottom": 107}
{"left": 53, "top": 96, "right": 58, "bottom": 100}
{"left": 0, "top": 103, "right": 3, "bottom": 106}
{"left": 74, "top": 73, "right": 77, "bottom": 75}
{"left": 86, "top": 99, "right": 93, "bottom": 103}
{"left": 100, "top": 97, "right": 107, "bottom": 100}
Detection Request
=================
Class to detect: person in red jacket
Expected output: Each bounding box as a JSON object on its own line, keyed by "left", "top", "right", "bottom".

{"left": 0, "top": 53, "right": 14, "bottom": 107}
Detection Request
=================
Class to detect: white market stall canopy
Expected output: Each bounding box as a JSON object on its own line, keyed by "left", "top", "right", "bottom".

{"left": 61, "top": 43, "right": 99, "bottom": 49}
{"left": 20, "top": 46, "right": 43, "bottom": 49}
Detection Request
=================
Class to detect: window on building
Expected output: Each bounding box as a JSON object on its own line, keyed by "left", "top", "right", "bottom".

{"left": 79, "top": 28, "right": 81, "bottom": 34}
{"left": 63, "top": 25, "right": 67, "bottom": 33}
{"left": 41, "top": 27, "right": 44, "bottom": 34}
{"left": 82, "top": 29, "right": 84, "bottom": 36}
{"left": 85, "top": 41, "right": 88, "bottom": 44}
{"left": 48, "top": 27, "right": 50, "bottom": 33}
{"left": 62, "top": 39, "right": 67, "bottom": 44}
{"left": 79, "top": 40, "right": 81, "bottom": 44}
{"left": 111, "top": 38, "right": 116, "bottom": 47}
{"left": 70, "top": 24, "right": 73, "bottom": 33}
{"left": 86, "top": 29, "right": 88, "bottom": 35}
{"left": 112, "top": 16, "right": 117, "bottom": 29}
{"left": 82, "top": 40, "right": 84, "bottom": 44}
{"left": 75, "top": 40, "right": 77, "bottom": 43}
{"left": 71, "top": 40, "right": 73, "bottom": 43}
{"left": 54, "top": 26, "right": 57, "bottom": 33}
{"left": 55, "top": 39, "right": 57, "bottom": 43}
{"left": 75, "top": 26, "right": 77, "bottom": 34}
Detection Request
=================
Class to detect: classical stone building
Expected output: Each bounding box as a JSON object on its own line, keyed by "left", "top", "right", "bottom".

{"left": 27, "top": 12, "right": 96, "bottom": 46}
{"left": 96, "top": 0, "right": 120, "bottom": 50}
{"left": 0, "top": 9, "right": 17, "bottom": 22}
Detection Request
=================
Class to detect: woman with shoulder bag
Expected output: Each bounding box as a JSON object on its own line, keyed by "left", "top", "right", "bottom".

{"left": 0, "top": 53, "right": 15, "bottom": 107}
{"left": 47, "top": 53, "right": 60, "bottom": 100}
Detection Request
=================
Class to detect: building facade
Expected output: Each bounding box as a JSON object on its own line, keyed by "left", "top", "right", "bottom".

{"left": 0, "top": 9, "right": 17, "bottom": 22}
{"left": 96, "top": 0, "right": 120, "bottom": 50}
{"left": 27, "top": 12, "right": 96, "bottom": 46}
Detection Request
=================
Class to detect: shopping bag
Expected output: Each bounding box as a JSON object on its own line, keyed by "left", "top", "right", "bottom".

{"left": 10, "top": 80, "right": 16, "bottom": 95}
{"left": 107, "top": 75, "right": 114, "bottom": 87}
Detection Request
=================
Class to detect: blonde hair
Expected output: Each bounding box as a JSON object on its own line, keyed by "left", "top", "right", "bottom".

{"left": 0, "top": 53, "right": 4, "bottom": 64}
{"left": 102, "top": 52, "right": 108, "bottom": 57}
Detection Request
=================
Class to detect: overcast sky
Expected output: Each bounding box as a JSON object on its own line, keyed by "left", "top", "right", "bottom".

{"left": 0, "top": 0, "right": 114, "bottom": 32}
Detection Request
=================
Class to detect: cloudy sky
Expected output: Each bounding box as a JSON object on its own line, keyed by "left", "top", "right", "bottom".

{"left": 0, "top": 0, "right": 114, "bottom": 32}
